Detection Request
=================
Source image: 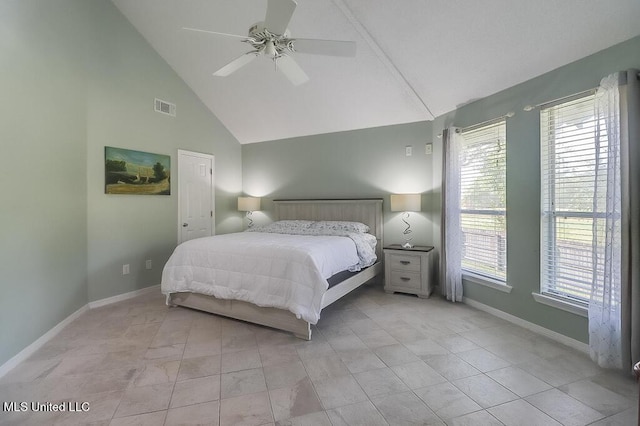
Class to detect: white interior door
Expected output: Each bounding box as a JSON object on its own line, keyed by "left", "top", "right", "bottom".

{"left": 178, "top": 150, "right": 214, "bottom": 244}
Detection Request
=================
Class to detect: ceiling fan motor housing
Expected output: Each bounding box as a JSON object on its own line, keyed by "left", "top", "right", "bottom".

{"left": 247, "top": 22, "right": 293, "bottom": 58}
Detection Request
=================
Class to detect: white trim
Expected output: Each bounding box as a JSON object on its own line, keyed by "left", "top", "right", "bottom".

{"left": 463, "top": 273, "right": 512, "bottom": 293}
{"left": 0, "top": 284, "right": 162, "bottom": 379}
{"left": 0, "top": 304, "right": 88, "bottom": 379}
{"left": 463, "top": 297, "right": 589, "bottom": 355}
{"left": 88, "top": 284, "right": 160, "bottom": 309}
{"left": 531, "top": 292, "right": 588, "bottom": 318}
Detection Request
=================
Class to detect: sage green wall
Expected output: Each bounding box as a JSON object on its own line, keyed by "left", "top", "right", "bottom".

{"left": 0, "top": 0, "right": 242, "bottom": 367}
{"left": 243, "top": 36, "right": 640, "bottom": 345}
{"left": 0, "top": 0, "right": 89, "bottom": 369}
{"left": 242, "top": 122, "right": 436, "bottom": 248}
{"left": 85, "top": 0, "right": 242, "bottom": 302}
{"left": 430, "top": 35, "right": 640, "bottom": 343}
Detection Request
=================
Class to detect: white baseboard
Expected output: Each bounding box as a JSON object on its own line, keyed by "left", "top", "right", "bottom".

{"left": 0, "top": 284, "right": 160, "bottom": 379}
{"left": 88, "top": 284, "right": 160, "bottom": 309}
{"left": 0, "top": 304, "right": 88, "bottom": 379}
{"left": 463, "top": 297, "right": 589, "bottom": 355}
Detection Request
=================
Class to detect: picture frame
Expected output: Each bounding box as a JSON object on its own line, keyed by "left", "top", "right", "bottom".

{"left": 105, "top": 146, "right": 171, "bottom": 195}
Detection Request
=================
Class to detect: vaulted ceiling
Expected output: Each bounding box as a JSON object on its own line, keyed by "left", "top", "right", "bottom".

{"left": 112, "top": 0, "right": 640, "bottom": 144}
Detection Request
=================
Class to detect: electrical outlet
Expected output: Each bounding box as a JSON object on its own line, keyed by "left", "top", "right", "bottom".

{"left": 425, "top": 143, "right": 433, "bottom": 155}
{"left": 405, "top": 145, "right": 413, "bottom": 156}
{"left": 145, "top": 259, "right": 152, "bottom": 270}
{"left": 122, "top": 264, "right": 130, "bottom": 275}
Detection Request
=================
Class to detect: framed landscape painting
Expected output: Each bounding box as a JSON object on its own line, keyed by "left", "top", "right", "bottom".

{"left": 105, "top": 146, "right": 171, "bottom": 195}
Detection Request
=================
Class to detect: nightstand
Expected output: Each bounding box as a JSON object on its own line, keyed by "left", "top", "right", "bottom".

{"left": 383, "top": 244, "right": 434, "bottom": 298}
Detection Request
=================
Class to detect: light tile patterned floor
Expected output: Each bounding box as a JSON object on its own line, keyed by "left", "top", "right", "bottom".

{"left": 0, "top": 282, "right": 638, "bottom": 425}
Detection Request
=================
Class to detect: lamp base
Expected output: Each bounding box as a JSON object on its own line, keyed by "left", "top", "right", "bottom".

{"left": 401, "top": 242, "right": 414, "bottom": 249}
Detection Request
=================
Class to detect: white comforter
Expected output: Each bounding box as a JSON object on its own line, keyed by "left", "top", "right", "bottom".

{"left": 161, "top": 231, "right": 367, "bottom": 324}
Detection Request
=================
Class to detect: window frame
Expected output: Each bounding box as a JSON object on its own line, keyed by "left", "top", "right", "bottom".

{"left": 539, "top": 92, "right": 600, "bottom": 308}
{"left": 458, "top": 120, "right": 508, "bottom": 284}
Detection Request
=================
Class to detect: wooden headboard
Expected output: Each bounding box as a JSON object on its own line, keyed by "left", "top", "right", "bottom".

{"left": 274, "top": 199, "right": 384, "bottom": 259}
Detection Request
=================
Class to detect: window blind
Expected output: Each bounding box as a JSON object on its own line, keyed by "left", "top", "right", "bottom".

{"left": 459, "top": 121, "right": 507, "bottom": 281}
{"left": 540, "top": 93, "right": 605, "bottom": 304}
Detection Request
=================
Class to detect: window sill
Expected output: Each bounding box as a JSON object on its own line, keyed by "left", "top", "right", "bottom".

{"left": 463, "top": 273, "right": 512, "bottom": 293}
{"left": 531, "top": 292, "right": 588, "bottom": 317}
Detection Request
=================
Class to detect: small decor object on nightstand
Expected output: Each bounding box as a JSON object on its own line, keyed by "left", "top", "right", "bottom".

{"left": 238, "top": 196, "right": 261, "bottom": 228}
{"left": 384, "top": 244, "right": 434, "bottom": 298}
{"left": 390, "top": 194, "right": 421, "bottom": 249}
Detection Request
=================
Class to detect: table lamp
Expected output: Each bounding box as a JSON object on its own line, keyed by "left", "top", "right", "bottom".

{"left": 238, "top": 196, "right": 261, "bottom": 228}
{"left": 390, "top": 193, "right": 421, "bottom": 248}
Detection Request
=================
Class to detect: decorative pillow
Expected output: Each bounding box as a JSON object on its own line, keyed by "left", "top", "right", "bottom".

{"left": 273, "top": 220, "right": 315, "bottom": 228}
{"left": 249, "top": 220, "right": 314, "bottom": 233}
{"left": 310, "top": 220, "right": 370, "bottom": 234}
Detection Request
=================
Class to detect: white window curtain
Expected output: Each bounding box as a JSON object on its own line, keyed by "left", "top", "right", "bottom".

{"left": 589, "top": 73, "right": 623, "bottom": 369}
{"left": 441, "top": 127, "right": 463, "bottom": 302}
{"left": 589, "top": 69, "right": 640, "bottom": 373}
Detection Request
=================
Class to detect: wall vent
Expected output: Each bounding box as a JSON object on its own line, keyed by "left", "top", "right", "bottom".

{"left": 154, "top": 98, "right": 176, "bottom": 117}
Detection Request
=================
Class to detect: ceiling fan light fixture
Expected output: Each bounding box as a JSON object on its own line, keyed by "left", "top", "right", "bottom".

{"left": 265, "top": 40, "right": 277, "bottom": 57}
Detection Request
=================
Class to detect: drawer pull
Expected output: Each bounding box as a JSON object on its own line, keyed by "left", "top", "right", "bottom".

{"left": 400, "top": 261, "right": 411, "bottom": 265}
{"left": 400, "top": 277, "right": 411, "bottom": 282}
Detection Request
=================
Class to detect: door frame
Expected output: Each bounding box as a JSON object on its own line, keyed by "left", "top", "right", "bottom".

{"left": 177, "top": 149, "right": 215, "bottom": 244}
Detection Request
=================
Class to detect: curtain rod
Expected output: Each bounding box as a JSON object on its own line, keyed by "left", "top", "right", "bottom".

{"left": 436, "top": 112, "right": 513, "bottom": 138}
{"left": 524, "top": 72, "right": 638, "bottom": 111}
{"left": 527, "top": 71, "right": 638, "bottom": 111}
{"left": 439, "top": 72, "right": 638, "bottom": 138}
{"left": 457, "top": 112, "right": 514, "bottom": 134}
{"left": 524, "top": 87, "right": 597, "bottom": 111}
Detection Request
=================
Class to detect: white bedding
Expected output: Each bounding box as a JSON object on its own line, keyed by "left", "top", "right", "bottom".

{"left": 161, "top": 231, "right": 367, "bottom": 324}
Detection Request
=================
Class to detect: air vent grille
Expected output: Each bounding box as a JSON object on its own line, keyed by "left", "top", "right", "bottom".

{"left": 154, "top": 98, "right": 176, "bottom": 117}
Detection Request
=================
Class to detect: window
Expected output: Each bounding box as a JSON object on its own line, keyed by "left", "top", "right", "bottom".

{"left": 459, "top": 121, "right": 507, "bottom": 282}
{"left": 540, "top": 92, "right": 605, "bottom": 305}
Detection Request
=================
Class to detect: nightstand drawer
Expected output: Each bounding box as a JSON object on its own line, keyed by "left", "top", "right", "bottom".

{"left": 389, "top": 270, "right": 421, "bottom": 289}
{"left": 388, "top": 254, "right": 421, "bottom": 272}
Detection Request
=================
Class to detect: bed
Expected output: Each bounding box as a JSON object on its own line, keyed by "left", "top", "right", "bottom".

{"left": 162, "top": 199, "right": 383, "bottom": 340}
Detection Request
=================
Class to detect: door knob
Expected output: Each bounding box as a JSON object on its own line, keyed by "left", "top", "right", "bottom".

{"left": 182, "top": 223, "right": 188, "bottom": 227}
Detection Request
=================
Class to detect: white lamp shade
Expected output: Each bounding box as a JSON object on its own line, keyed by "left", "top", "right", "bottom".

{"left": 390, "top": 194, "right": 421, "bottom": 212}
{"left": 238, "top": 197, "right": 261, "bottom": 212}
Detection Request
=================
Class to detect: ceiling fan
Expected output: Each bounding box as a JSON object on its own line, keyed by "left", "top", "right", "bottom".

{"left": 183, "top": 0, "right": 356, "bottom": 86}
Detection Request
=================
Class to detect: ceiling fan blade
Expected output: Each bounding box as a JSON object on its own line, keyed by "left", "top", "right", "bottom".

{"left": 276, "top": 55, "right": 309, "bottom": 86}
{"left": 264, "top": 0, "right": 297, "bottom": 35}
{"left": 291, "top": 39, "right": 356, "bottom": 57}
{"left": 213, "top": 53, "right": 259, "bottom": 77}
{"left": 182, "top": 27, "right": 247, "bottom": 39}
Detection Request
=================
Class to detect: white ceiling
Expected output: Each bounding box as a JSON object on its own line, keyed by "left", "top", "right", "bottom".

{"left": 112, "top": 0, "right": 640, "bottom": 144}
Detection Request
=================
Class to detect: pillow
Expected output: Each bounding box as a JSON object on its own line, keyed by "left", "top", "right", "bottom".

{"left": 310, "top": 220, "right": 370, "bottom": 233}
{"left": 252, "top": 220, "right": 315, "bottom": 233}
{"left": 272, "top": 220, "right": 315, "bottom": 228}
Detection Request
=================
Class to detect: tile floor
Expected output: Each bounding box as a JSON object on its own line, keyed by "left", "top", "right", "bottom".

{"left": 0, "top": 281, "right": 638, "bottom": 425}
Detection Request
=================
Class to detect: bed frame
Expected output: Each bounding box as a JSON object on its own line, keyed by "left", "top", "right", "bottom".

{"left": 167, "top": 199, "right": 383, "bottom": 340}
